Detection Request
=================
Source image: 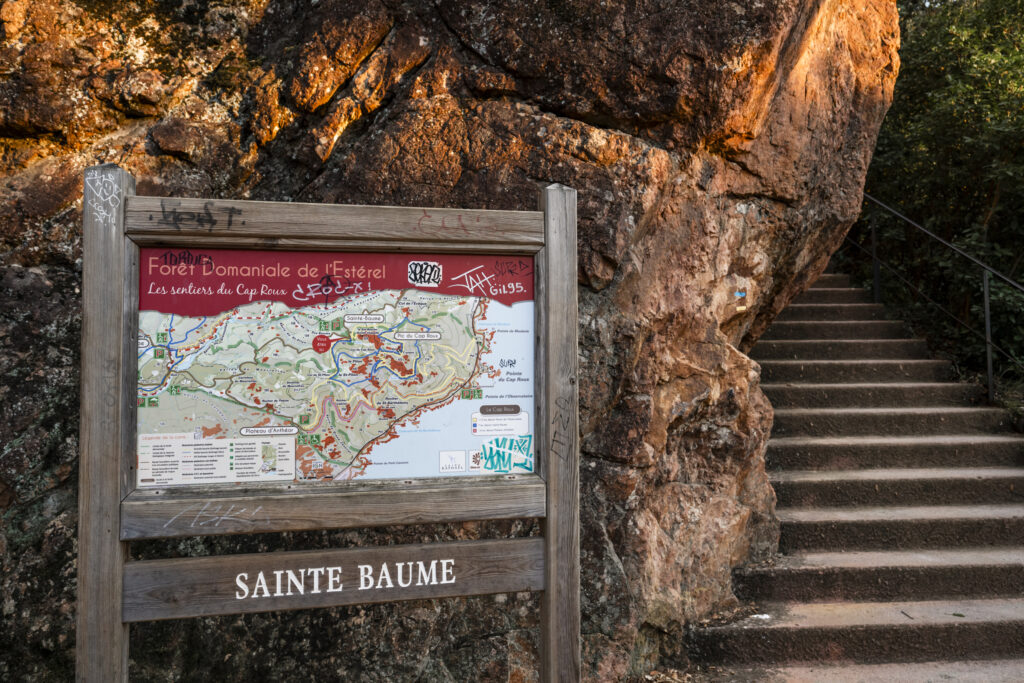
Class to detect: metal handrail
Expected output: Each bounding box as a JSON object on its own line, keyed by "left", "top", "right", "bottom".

{"left": 857, "top": 193, "right": 1024, "bottom": 402}
{"left": 864, "top": 194, "right": 1024, "bottom": 295}
{"left": 843, "top": 236, "right": 1024, "bottom": 369}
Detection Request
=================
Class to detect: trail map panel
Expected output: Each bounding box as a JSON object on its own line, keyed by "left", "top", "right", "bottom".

{"left": 137, "top": 248, "right": 535, "bottom": 485}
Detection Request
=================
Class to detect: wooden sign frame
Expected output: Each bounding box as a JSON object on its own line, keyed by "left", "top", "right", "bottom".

{"left": 77, "top": 164, "right": 579, "bottom": 681}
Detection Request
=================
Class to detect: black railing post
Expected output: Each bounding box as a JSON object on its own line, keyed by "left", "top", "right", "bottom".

{"left": 858, "top": 194, "right": 1024, "bottom": 388}
{"left": 983, "top": 270, "right": 995, "bottom": 403}
{"left": 871, "top": 223, "right": 881, "bottom": 303}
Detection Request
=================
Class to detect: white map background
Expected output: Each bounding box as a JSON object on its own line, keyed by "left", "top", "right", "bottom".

{"left": 366, "top": 300, "right": 534, "bottom": 478}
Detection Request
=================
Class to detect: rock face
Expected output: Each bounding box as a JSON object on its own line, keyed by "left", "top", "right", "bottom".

{"left": 0, "top": 0, "right": 898, "bottom": 679}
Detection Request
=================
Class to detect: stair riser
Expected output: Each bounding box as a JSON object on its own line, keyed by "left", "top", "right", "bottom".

{"left": 763, "top": 384, "right": 984, "bottom": 409}
{"left": 795, "top": 289, "right": 873, "bottom": 304}
{"left": 688, "top": 621, "right": 1024, "bottom": 665}
{"left": 761, "top": 321, "right": 907, "bottom": 340}
{"left": 753, "top": 340, "right": 930, "bottom": 361}
{"left": 767, "top": 441, "right": 1024, "bottom": 471}
{"left": 780, "top": 518, "right": 1024, "bottom": 552}
{"left": 701, "top": 271, "right": 1024, "bottom": 673}
{"left": 773, "top": 411, "right": 1013, "bottom": 437}
{"left": 811, "top": 274, "right": 852, "bottom": 288}
{"left": 777, "top": 304, "right": 889, "bottom": 321}
{"left": 735, "top": 564, "right": 1024, "bottom": 603}
{"left": 761, "top": 362, "right": 953, "bottom": 383}
{"left": 774, "top": 477, "right": 1024, "bottom": 507}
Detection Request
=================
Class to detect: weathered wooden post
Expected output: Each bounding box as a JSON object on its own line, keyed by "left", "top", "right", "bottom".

{"left": 77, "top": 164, "right": 136, "bottom": 680}
{"left": 538, "top": 185, "right": 580, "bottom": 680}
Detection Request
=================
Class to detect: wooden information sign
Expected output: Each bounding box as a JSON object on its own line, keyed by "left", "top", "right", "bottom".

{"left": 77, "top": 164, "right": 579, "bottom": 681}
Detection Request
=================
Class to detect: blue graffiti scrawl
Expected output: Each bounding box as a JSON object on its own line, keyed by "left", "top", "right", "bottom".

{"left": 480, "top": 435, "right": 534, "bottom": 474}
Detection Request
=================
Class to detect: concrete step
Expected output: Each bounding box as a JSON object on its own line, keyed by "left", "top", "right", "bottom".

{"left": 772, "top": 468, "right": 1024, "bottom": 507}
{"left": 794, "top": 288, "right": 873, "bottom": 304}
{"left": 702, "top": 658, "right": 1024, "bottom": 682}
{"left": 761, "top": 320, "right": 907, "bottom": 340}
{"left": 777, "top": 303, "right": 889, "bottom": 321}
{"left": 753, "top": 339, "right": 930, "bottom": 361}
{"left": 715, "top": 273, "right": 1024, "bottom": 676}
{"left": 778, "top": 504, "right": 1024, "bottom": 552}
{"left": 767, "top": 435, "right": 1024, "bottom": 471}
{"left": 735, "top": 548, "right": 1024, "bottom": 603}
{"left": 762, "top": 382, "right": 985, "bottom": 409}
{"left": 760, "top": 360, "right": 953, "bottom": 383}
{"left": 772, "top": 407, "right": 1014, "bottom": 437}
{"left": 688, "top": 598, "right": 1024, "bottom": 665}
{"left": 810, "top": 273, "right": 852, "bottom": 288}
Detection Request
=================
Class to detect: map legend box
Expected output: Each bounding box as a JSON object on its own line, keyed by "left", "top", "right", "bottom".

{"left": 471, "top": 411, "right": 529, "bottom": 437}
{"left": 136, "top": 433, "right": 294, "bottom": 487}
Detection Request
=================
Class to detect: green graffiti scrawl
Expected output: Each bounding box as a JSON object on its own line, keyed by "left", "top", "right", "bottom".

{"left": 480, "top": 435, "right": 533, "bottom": 473}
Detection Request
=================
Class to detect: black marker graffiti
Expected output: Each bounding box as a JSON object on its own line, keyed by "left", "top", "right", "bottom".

{"left": 151, "top": 200, "right": 244, "bottom": 231}
{"left": 494, "top": 258, "right": 533, "bottom": 278}
{"left": 408, "top": 261, "right": 443, "bottom": 287}
{"left": 550, "top": 395, "right": 575, "bottom": 464}
{"left": 159, "top": 249, "right": 214, "bottom": 267}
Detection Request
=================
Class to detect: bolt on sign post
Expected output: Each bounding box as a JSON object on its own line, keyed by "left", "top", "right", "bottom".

{"left": 76, "top": 164, "right": 579, "bottom": 681}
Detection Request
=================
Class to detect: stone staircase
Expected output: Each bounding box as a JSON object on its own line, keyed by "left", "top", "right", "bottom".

{"left": 688, "top": 271, "right": 1024, "bottom": 680}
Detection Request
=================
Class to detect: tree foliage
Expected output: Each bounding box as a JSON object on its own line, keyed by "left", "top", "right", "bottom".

{"left": 845, "top": 0, "right": 1024, "bottom": 382}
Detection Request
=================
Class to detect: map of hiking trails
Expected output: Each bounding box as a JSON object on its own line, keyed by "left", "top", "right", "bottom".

{"left": 136, "top": 248, "right": 536, "bottom": 486}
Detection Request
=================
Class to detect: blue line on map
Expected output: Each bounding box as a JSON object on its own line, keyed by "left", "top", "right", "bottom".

{"left": 374, "top": 320, "right": 429, "bottom": 380}
{"left": 178, "top": 317, "right": 208, "bottom": 344}
{"left": 335, "top": 347, "right": 376, "bottom": 361}
{"left": 327, "top": 318, "right": 433, "bottom": 385}
{"left": 331, "top": 375, "right": 371, "bottom": 388}
{"left": 382, "top": 319, "right": 406, "bottom": 334}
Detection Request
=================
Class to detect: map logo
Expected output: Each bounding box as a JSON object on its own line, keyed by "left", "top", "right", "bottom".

{"left": 408, "top": 261, "right": 442, "bottom": 288}
{"left": 439, "top": 450, "right": 466, "bottom": 473}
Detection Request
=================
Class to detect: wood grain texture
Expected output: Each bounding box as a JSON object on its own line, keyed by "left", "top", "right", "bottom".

{"left": 121, "top": 476, "right": 546, "bottom": 539}
{"left": 125, "top": 233, "right": 543, "bottom": 254}
{"left": 124, "top": 196, "right": 545, "bottom": 246}
{"left": 538, "top": 185, "right": 580, "bottom": 682}
{"left": 534, "top": 246, "right": 548, "bottom": 484}
{"left": 121, "top": 241, "right": 139, "bottom": 499}
{"left": 77, "top": 164, "right": 134, "bottom": 682}
{"left": 123, "top": 538, "right": 545, "bottom": 622}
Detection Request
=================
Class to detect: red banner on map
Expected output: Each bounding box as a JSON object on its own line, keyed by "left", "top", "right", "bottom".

{"left": 139, "top": 248, "right": 534, "bottom": 316}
